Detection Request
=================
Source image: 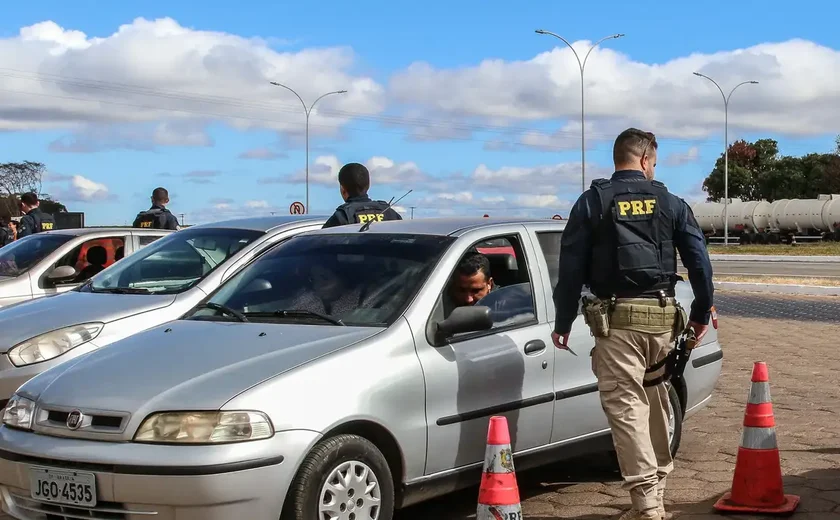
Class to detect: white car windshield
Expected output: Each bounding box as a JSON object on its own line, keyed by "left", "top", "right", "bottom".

{"left": 81, "top": 227, "right": 264, "bottom": 295}
{"left": 0, "top": 233, "right": 75, "bottom": 277}
{"left": 186, "top": 233, "right": 456, "bottom": 327}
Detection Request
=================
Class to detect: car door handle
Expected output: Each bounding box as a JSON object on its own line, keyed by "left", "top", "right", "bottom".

{"left": 524, "top": 340, "right": 546, "bottom": 355}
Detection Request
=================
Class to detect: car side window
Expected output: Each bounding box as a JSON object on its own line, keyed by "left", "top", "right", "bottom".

{"left": 433, "top": 233, "right": 537, "bottom": 341}
{"left": 535, "top": 231, "right": 562, "bottom": 289}
{"left": 139, "top": 235, "right": 161, "bottom": 246}
{"left": 51, "top": 236, "right": 126, "bottom": 284}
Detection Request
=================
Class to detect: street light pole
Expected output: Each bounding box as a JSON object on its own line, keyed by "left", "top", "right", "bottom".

{"left": 535, "top": 30, "right": 624, "bottom": 193}
{"left": 269, "top": 82, "right": 347, "bottom": 213}
{"left": 692, "top": 73, "right": 759, "bottom": 245}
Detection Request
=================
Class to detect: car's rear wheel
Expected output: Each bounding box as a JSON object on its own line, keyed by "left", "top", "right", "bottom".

{"left": 667, "top": 382, "right": 684, "bottom": 457}
{"left": 282, "top": 434, "right": 394, "bottom": 520}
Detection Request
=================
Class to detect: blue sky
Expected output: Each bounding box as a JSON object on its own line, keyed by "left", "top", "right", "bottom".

{"left": 2, "top": 0, "right": 838, "bottom": 225}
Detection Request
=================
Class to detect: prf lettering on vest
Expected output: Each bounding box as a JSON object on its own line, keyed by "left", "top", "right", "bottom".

{"left": 139, "top": 221, "right": 152, "bottom": 228}
{"left": 617, "top": 199, "right": 656, "bottom": 216}
{"left": 41, "top": 222, "right": 54, "bottom": 230}
{"left": 357, "top": 213, "right": 385, "bottom": 224}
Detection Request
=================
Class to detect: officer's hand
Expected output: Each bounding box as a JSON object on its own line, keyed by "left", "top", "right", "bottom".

{"left": 687, "top": 321, "right": 708, "bottom": 343}
{"left": 551, "top": 332, "right": 570, "bottom": 350}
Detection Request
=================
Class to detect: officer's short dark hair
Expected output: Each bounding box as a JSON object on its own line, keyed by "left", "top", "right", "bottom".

{"left": 152, "top": 187, "right": 169, "bottom": 204}
{"left": 613, "top": 128, "right": 657, "bottom": 165}
{"left": 455, "top": 252, "right": 491, "bottom": 281}
{"left": 20, "top": 192, "right": 39, "bottom": 206}
{"left": 337, "top": 163, "right": 370, "bottom": 198}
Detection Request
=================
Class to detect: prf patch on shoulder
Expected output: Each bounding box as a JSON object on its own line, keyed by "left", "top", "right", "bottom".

{"left": 614, "top": 193, "right": 657, "bottom": 220}
{"left": 41, "top": 222, "right": 54, "bottom": 230}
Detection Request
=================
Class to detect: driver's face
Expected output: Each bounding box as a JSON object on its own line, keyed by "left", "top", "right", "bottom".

{"left": 451, "top": 272, "right": 492, "bottom": 306}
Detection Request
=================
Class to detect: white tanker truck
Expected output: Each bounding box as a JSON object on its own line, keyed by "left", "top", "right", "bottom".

{"left": 690, "top": 194, "right": 840, "bottom": 244}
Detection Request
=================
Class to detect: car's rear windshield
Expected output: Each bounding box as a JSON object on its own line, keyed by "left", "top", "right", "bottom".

{"left": 188, "top": 233, "right": 456, "bottom": 327}
{"left": 0, "top": 233, "right": 75, "bottom": 277}
{"left": 81, "top": 227, "right": 265, "bottom": 295}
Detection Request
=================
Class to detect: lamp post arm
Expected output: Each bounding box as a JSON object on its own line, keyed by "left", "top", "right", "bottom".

{"left": 269, "top": 81, "right": 309, "bottom": 115}
{"left": 534, "top": 30, "right": 583, "bottom": 70}
{"left": 727, "top": 81, "right": 756, "bottom": 105}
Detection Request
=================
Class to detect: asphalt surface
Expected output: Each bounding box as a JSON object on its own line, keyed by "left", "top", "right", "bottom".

{"left": 3, "top": 291, "right": 840, "bottom": 520}
{"left": 710, "top": 259, "right": 840, "bottom": 278}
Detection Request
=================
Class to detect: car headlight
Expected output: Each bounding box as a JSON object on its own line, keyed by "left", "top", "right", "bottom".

{"left": 2, "top": 394, "right": 36, "bottom": 430}
{"left": 134, "top": 411, "right": 274, "bottom": 444}
{"left": 7, "top": 323, "right": 104, "bottom": 367}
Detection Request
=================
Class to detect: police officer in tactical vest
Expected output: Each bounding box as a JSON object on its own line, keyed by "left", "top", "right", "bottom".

{"left": 133, "top": 187, "right": 180, "bottom": 230}
{"left": 551, "top": 128, "right": 714, "bottom": 520}
{"left": 322, "top": 162, "right": 403, "bottom": 228}
{"left": 17, "top": 192, "right": 57, "bottom": 238}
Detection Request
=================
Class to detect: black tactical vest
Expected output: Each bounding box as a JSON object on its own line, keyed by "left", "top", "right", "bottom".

{"left": 134, "top": 208, "right": 169, "bottom": 229}
{"left": 338, "top": 199, "right": 396, "bottom": 225}
{"left": 30, "top": 209, "right": 56, "bottom": 233}
{"left": 588, "top": 177, "right": 677, "bottom": 298}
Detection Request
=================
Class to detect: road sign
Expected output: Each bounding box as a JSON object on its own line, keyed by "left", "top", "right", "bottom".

{"left": 290, "top": 201, "right": 305, "bottom": 215}
{"left": 552, "top": 214, "right": 563, "bottom": 220}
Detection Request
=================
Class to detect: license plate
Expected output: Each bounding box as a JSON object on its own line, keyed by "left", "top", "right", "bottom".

{"left": 29, "top": 467, "right": 97, "bottom": 507}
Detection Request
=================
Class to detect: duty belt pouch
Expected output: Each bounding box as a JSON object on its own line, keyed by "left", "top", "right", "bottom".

{"left": 672, "top": 300, "right": 688, "bottom": 343}
{"left": 581, "top": 294, "right": 610, "bottom": 337}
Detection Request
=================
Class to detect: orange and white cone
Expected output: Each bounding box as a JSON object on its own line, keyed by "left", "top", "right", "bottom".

{"left": 713, "top": 362, "right": 800, "bottom": 514}
{"left": 477, "top": 416, "right": 522, "bottom": 520}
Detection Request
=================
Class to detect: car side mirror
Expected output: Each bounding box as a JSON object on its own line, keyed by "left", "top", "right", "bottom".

{"left": 47, "top": 265, "right": 77, "bottom": 284}
{"left": 434, "top": 305, "right": 493, "bottom": 345}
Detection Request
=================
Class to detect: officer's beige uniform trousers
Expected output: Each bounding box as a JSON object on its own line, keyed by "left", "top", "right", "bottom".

{"left": 591, "top": 327, "right": 674, "bottom": 512}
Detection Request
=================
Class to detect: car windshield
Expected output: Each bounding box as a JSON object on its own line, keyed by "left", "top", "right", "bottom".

{"left": 187, "top": 233, "right": 456, "bottom": 327}
{"left": 81, "top": 227, "right": 264, "bottom": 295}
{"left": 0, "top": 233, "right": 75, "bottom": 277}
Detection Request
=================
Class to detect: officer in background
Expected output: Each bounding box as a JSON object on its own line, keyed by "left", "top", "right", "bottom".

{"left": 133, "top": 187, "right": 180, "bottom": 230}
{"left": 0, "top": 217, "right": 14, "bottom": 247}
{"left": 17, "top": 192, "right": 57, "bottom": 238}
{"left": 551, "top": 128, "right": 713, "bottom": 520}
{"left": 322, "top": 162, "right": 402, "bottom": 228}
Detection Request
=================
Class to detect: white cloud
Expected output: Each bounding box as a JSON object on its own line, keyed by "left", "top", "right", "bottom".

{"left": 238, "top": 147, "right": 288, "bottom": 160}
{"left": 46, "top": 174, "right": 113, "bottom": 202}
{"left": 0, "top": 17, "right": 385, "bottom": 142}
{"left": 665, "top": 146, "right": 701, "bottom": 166}
{"left": 245, "top": 200, "right": 269, "bottom": 208}
{"left": 389, "top": 38, "right": 840, "bottom": 139}
{"left": 261, "top": 154, "right": 431, "bottom": 187}
{"left": 471, "top": 162, "right": 611, "bottom": 194}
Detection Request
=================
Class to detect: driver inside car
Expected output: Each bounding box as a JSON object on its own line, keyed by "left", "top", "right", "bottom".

{"left": 442, "top": 251, "right": 496, "bottom": 317}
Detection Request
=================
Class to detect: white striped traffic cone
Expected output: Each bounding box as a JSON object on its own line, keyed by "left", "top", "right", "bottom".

{"left": 477, "top": 416, "right": 522, "bottom": 520}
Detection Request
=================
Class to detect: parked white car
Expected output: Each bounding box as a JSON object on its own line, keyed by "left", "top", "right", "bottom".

{"left": 0, "top": 227, "right": 172, "bottom": 308}
{"left": 0, "top": 215, "right": 325, "bottom": 410}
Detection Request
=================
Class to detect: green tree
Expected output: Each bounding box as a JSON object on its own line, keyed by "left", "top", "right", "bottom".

{"left": 0, "top": 161, "right": 45, "bottom": 217}
{"left": 702, "top": 139, "right": 778, "bottom": 201}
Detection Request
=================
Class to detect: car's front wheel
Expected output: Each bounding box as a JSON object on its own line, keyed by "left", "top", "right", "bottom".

{"left": 282, "top": 434, "right": 394, "bottom": 520}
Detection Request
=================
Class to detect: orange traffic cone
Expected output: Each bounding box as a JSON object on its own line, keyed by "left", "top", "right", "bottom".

{"left": 713, "top": 362, "right": 800, "bottom": 514}
{"left": 477, "top": 416, "right": 522, "bottom": 520}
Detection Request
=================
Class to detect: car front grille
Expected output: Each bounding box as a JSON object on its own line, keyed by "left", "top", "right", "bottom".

{"left": 33, "top": 405, "right": 129, "bottom": 438}
{"left": 8, "top": 492, "right": 156, "bottom": 519}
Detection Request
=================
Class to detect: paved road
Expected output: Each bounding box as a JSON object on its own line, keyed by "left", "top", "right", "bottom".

{"left": 710, "top": 259, "right": 840, "bottom": 278}
{"left": 4, "top": 292, "right": 840, "bottom": 520}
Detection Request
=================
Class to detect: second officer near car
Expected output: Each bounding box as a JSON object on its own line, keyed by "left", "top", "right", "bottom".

{"left": 133, "top": 187, "right": 180, "bottom": 230}
{"left": 550, "top": 128, "right": 714, "bottom": 520}
{"left": 322, "top": 162, "right": 403, "bottom": 228}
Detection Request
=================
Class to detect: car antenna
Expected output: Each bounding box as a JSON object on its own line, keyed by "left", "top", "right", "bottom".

{"left": 359, "top": 189, "right": 413, "bottom": 232}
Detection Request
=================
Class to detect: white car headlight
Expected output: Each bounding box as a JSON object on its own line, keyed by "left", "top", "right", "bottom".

{"left": 2, "top": 394, "right": 36, "bottom": 430}
{"left": 7, "top": 323, "right": 104, "bottom": 367}
{"left": 134, "top": 411, "right": 274, "bottom": 444}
